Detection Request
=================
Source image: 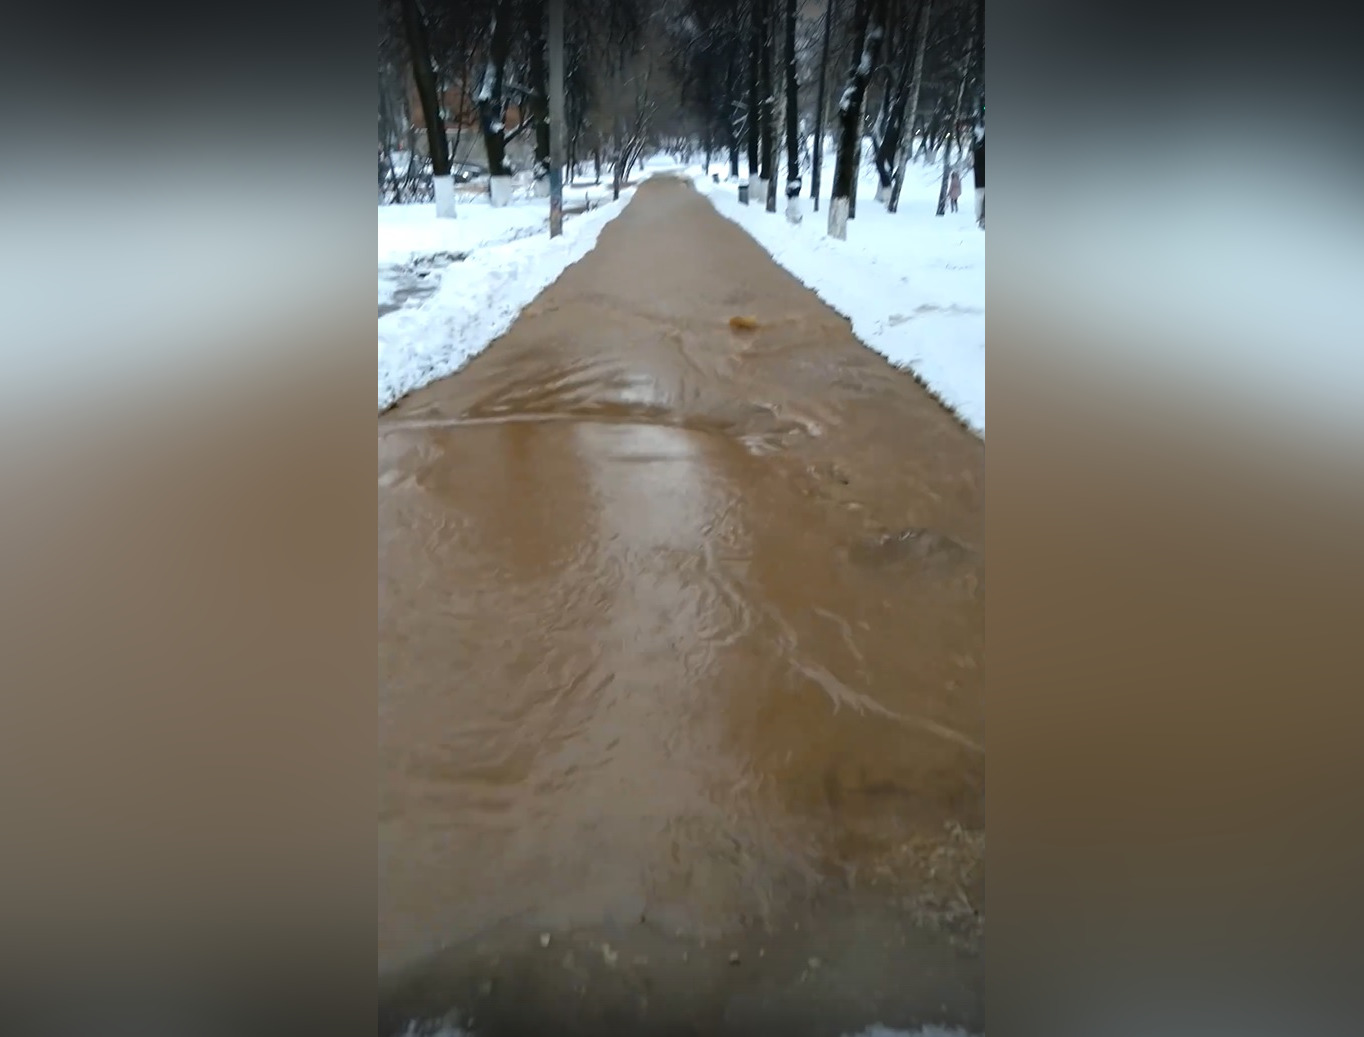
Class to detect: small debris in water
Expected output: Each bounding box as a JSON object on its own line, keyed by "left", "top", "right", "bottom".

{"left": 479, "top": 979, "right": 494, "bottom": 996}
{"left": 681, "top": 950, "right": 689, "bottom": 962}
{"left": 562, "top": 952, "right": 575, "bottom": 969}
{"left": 808, "top": 956, "right": 822, "bottom": 970}
{"left": 728, "top": 950, "right": 741, "bottom": 965}
{"left": 540, "top": 933, "right": 551, "bottom": 948}
{"left": 729, "top": 315, "right": 760, "bottom": 331}
{"left": 601, "top": 943, "right": 618, "bottom": 967}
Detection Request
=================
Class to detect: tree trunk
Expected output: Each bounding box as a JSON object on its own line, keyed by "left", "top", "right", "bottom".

{"left": 399, "top": 0, "right": 450, "bottom": 177}
{"left": 759, "top": 0, "right": 776, "bottom": 211}
{"left": 729, "top": 138, "right": 740, "bottom": 177}
{"left": 524, "top": 0, "right": 552, "bottom": 193}
{"left": 871, "top": 75, "right": 893, "bottom": 199}
{"left": 887, "top": 0, "right": 931, "bottom": 213}
{"left": 783, "top": 0, "right": 801, "bottom": 220}
{"left": 935, "top": 45, "right": 971, "bottom": 215}
{"left": 477, "top": 1, "right": 513, "bottom": 182}
{"left": 973, "top": 135, "right": 984, "bottom": 227}
{"left": 873, "top": 0, "right": 921, "bottom": 201}
{"left": 828, "top": 0, "right": 885, "bottom": 239}
{"left": 611, "top": 116, "right": 623, "bottom": 199}
{"left": 747, "top": 0, "right": 761, "bottom": 179}
{"left": 548, "top": 0, "right": 565, "bottom": 235}
{"left": 810, "top": 0, "right": 837, "bottom": 210}
{"left": 849, "top": 122, "right": 860, "bottom": 219}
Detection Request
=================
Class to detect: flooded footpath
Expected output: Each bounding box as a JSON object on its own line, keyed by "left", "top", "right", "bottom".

{"left": 378, "top": 179, "right": 984, "bottom": 1036}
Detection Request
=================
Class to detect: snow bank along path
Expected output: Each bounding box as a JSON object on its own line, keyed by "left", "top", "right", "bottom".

{"left": 377, "top": 188, "right": 639, "bottom": 413}
{"left": 692, "top": 170, "right": 984, "bottom": 435}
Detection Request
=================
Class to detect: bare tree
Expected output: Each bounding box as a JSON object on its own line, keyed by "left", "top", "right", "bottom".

{"left": 934, "top": 0, "right": 976, "bottom": 215}
{"left": 614, "top": 58, "right": 657, "bottom": 198}
{"left": 782, "top": 0, "right": 801, "bottom": 220}
{"left": 549, "top": 0, "right": 565, "bottom": 234}
{"left": 591, "top": 3, "right": 659, "bottom": 201}
{"left": 887, "top": 0, "right": 930, "bottom": 212}
{"left": 809, "top": 0, "right": 838, "bottom": 210}
{"left": 828, "top": 0, "right": 886, "bottom": 238}
{"left": 759, "top": 0, "right": 777, "bottom": 211}
{"left": 398, "top": 0, "right": 450, "bottom": 179}
{"left": 870, "top": 0, "right": 925, "bottom": 204}
{"left": 522, "top": 0, "right": 553, "bottom": 194}
{"left": 477, "top": 0, "right": 515, "bottom": 201}
{"left": 747, "top": 0, "right": 761, "bottom": 183}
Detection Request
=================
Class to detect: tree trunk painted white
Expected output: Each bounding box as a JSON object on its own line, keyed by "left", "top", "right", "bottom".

{"left": 785, "top": 193, "right": 803, "bottom": 223}
{"left": 433, "top": 175, "right": 458, "bottom": 218}
{"left": 975, "top": 187, "right": 984, "bottom": 227}
{"left": 874, "top": 181, "right": 889, "bottom": 203}
{"left": 828, "top": 0, "right": 884, "bottom": 236}
{"left": 489, "top": 174, "right": 514, "bottom": 207}
{"left": 756, "top": 177, "right": 769, "bottom": 206}
{"left": 828, "top": 196, "right": 849, "bottom": 240}
{"left": 533, "top": 177, "right": 550, "bottom": 198}
{"left": 810, "top": 0, "right": 838, "bottom": 210}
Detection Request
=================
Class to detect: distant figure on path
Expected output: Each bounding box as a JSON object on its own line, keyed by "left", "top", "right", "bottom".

{"left": 948, "top": 170, "right": 962, "bottom": 212}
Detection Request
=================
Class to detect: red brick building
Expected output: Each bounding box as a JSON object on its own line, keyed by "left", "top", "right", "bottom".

{"left": 407, "top": 76, "right": 525, "bottom": 141}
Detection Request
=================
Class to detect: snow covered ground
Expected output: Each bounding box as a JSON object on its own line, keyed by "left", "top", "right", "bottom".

{"left": 378, "top": 158, "right": 707, "bottom": 412}
{"left": 378, "top": 187, "right": 638, "bottom": 412}
{"left": 378, "top": 181, "right": 628, "bottom": 311}
{"left": 691, "top": 149, "right": 985, "bottom": 434}
{"left": 376, "top": 152, "right": 982, "bottom": 427}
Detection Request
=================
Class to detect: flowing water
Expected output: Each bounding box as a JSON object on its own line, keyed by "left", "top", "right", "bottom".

{"left": 378, "top": 179, "right": 984, "bottom": 1035}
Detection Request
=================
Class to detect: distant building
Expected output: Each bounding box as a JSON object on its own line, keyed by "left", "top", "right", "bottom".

{"left": 406, "top": 74, "right": 526, "bottom": 158}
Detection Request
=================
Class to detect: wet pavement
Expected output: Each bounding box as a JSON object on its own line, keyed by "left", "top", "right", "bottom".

{"left": 378, "top": 178, "right": 984, "bottom": 1035}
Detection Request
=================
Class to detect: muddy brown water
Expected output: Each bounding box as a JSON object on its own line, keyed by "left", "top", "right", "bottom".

{"left": 378, "top": 178, "right": 984, "bottom": 1036}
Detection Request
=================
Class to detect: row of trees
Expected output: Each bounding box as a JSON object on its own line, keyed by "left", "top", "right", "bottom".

{"left": 667, "top": 0, "right": 983, "bottom": 236}
{"left": 379, "top": 0, "right": 984, "bottom": 236}
{"left": 380, "top": 0, "right": 689, "bottom": 207}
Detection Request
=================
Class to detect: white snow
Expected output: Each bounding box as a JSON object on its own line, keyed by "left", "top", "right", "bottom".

{"left": 378, "top": 187, "right": 638, "bottom": 412}
{"left": 377, "top": 151, "right": 982, "bottom": 429}
{"left": 378, "top": 182, "right": 623, "bottom": 267}
{"left": 692, "top": 146, "right": 985, "bottom": 433}
{"left": 377, "top": 159, "right": 697, "bottom": 413}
